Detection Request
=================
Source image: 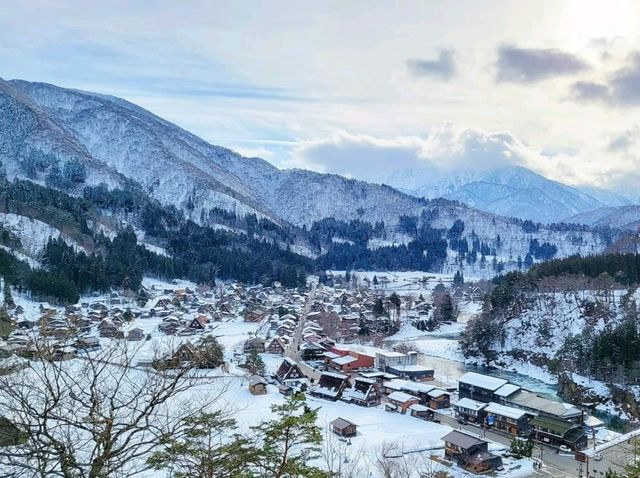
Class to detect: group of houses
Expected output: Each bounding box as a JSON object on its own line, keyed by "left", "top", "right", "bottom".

{"left": 455, "top": 372, "right": 589, "bottom": 450}
{"left": 0, "top": 280, "right": 310, "bottom": 365}
{"left": 268, "top": 346, "right": 452, "bottom": 422}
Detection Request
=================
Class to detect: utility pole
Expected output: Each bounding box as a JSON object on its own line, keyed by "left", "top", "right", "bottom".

{"left": 537, "top": 429, "right": 543, "bottom": 464}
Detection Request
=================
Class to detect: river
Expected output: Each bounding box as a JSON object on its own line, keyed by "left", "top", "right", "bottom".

{"left": 386, "top": 330, "right": 630, "bottom": 431}
{"left": 387, "top": 332, "right": 559, "bottom": 398}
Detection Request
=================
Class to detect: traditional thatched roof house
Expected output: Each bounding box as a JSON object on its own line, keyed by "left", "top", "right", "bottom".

{"left": 311, "top": 372, "right": 350, "bottom": 401}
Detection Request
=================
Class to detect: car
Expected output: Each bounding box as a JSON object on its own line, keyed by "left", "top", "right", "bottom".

{"left": 593, "top": 453, "right": 603, "bottom": 461}
{"left": 558, "top": 445, "right": 572, "bottom": 454}
{"left": 457, "top": 417, "right": 468, "bottom": 425}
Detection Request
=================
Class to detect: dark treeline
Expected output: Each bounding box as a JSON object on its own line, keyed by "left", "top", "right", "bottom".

{"left": 529, "top": 253, "right": 640, "bottom": 285}
{"left": 557, "top": 312, "right": 640, "bottom": 384}
{"left": 488, "top": 253, "right": 640, "bottom": 308}
{"left": 0, "top": 170, "right": 621, "bottom": 304}
{"left": 309, "top": 218, "right": 385, "bottom": 246}
{"left": 0, "top": 177, "right": 310, "bottom": 303}
{"left": 316, "top": 226, "right": 448, "bottom": 272}
{"left": 0, "top": 247, "right": 79, "bottom": 304}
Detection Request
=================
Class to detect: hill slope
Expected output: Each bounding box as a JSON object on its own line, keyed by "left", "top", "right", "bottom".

{"left": 567, "top": 205, "right": 640, "bottom": 231}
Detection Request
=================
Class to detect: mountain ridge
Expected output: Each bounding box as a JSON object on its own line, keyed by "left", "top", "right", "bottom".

{"left": 382, "top": 165, "right": 634, "bottom": 224}
{"left": 0, "top": 77, "right": 620, "bottom": 282}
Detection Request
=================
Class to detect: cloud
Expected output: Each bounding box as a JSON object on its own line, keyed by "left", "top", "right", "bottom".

{"left": 570, "top": 81, "right": 610, "bottom": 102}
{"left": 289, "top": 132, "right": 425, "bottom": 178}
{"left": 608, "top": 51, "right": 640, "bottom": 105}
{"left": 289, "top": 124, "right": 640, "bottom": 192}
{"left": 570, "top": 52, "right": 640, "bottom": 107}
{"left": 406, "top": 49, "right": 456, "bottom": 80}
{"left": 290, "top": 124, "right": 536, "bottom": 182}
{"left": 607, "top": 126, "right": 640, "bottom": 152}
{"left": 496, "top": 45, "right": 589, "bottom": 83}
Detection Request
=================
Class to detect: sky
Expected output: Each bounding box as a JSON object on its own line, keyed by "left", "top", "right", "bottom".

{"left": 1, "top": 0, "right": 640, "bottom": 191}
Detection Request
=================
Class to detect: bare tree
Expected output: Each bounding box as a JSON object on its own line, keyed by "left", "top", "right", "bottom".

{"left": 0, "top": 334, "right": 226, "bottom": 478}
{"left": 374, "top": 442, "right": 453, "bottom": 478}
{"left": 320, "top": 424, "right": 366, "bottom": 478}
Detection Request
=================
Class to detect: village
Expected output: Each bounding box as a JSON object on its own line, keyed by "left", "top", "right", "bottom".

{"left": 0, "top": 272, "right": 630, "bottom": 477}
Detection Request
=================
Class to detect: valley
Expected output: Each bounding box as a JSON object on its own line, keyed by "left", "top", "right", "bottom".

{"left": 0, "top": 79, "right": 639, "bottom": 478}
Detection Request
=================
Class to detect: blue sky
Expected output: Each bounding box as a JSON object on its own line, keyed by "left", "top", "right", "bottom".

{"left": 1, "top": 0, "right": 640, "bottom": 190}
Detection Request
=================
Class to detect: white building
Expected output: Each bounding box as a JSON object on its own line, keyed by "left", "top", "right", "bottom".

{"left": 374, "top": 350, "right": 418, "bottom": 371}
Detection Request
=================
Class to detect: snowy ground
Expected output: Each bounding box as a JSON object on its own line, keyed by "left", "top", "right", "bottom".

{"left": 3, "top": 277, "right": 621, "bottom": 476}
{"left": 330, "top": 270, "right": 467, "bottom": 296}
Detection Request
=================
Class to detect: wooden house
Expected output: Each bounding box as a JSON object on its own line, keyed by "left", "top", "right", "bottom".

{"left": 428, "top": 389, "right": 451, "bottom": 409}
{"left": 243, "top": 337, "right": 266, "bottom": 354}
{"left": 274, "top": 358, "right": 305, "bottom": 383}
{"left": 454, "top": 398, "right": 487, "bottom": 424}
{"left": 248, "top": 376, "right": 268, "bottom": 395}
{"left": 409, "top": 404, "right": 434, "bottom": 420}
{"left": 311, "top": 372, "right": 351, "bottom": 401}
{"left": 386, "top": 391, "right": 420, "bottom": 413}
{"left": 530, "top": 416, "right": 587, "bottom": 450}
{"left": 330, "top": 417, "right": 357, "bottom": 438}
{"left": 126, "top": 328, "right": 146, "bottom": 341}
{"left": 189, "top": 316, "right": 208, "bottom": 330}
{"left": 342, "top": 377, "right": 380, "bottom": 407}
{"left": 484, "top": 402, "right": 532, "bottom": 436}
{"left": 98, "top": 320, "right": 123, "bottom": 339}
{"left": 266, "top": 337, "right": 286, "bottom": 355}
{"left": 443, "top": 430, "right": 503, "bottom": 474}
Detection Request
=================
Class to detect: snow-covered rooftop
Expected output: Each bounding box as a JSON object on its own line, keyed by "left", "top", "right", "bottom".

{"left": 454, "top": 397, "right": 487, "bottom": 412}
{"left": 333, "top": 355, "right": 358, "bottom": 366}
{"left": 388, "top": 364, "right": 433, "bottom": 372}
{"left": 458, "top": 372, "right": 508, "bottom": 391}
{"left": 387, "top": 391, "right": 418, "bottom": 403}
{"left": 494, "top": 383, "right": 521, "bottom": 398}
{"left": 485, "top": 402, "right": 529, "bottom": 420}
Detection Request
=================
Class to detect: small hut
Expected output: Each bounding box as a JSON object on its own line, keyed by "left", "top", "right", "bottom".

{"left": 330, "top": 417, "right": 357, "bottom": 438}
{"left": 248, "top": 376, "right": 268, "bottom": 395}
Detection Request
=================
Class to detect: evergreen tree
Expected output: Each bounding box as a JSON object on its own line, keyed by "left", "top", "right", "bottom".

{"left": 524, "top": 252, "right": 534, "bottom": 268}
{"left": 389, "top": 292, "right": 401, "bottom": 309}
{"left": 3, "top": 277, "right": 15, "bottom": 309}
{"left": 435, "top": 293, "right": 455, "bottom": 323}
{"left": 625, "top": 439, "right": 640, "bottom": 477}
{"left": 148, "top": 412, "right": 250, "bottom": 478}
{"left": 0, "top": 306, "right": 12, "bottom": 338}
{"left": 248, "top": 393, "right": 328, "bottom": 478}
{"left": 510, "top": 437, "right": 534, "bottom": 458}
{"left": 453, "top": 270, "right": 464, "bottom": 284}
{"left": 123, "top": 308, "right": 134, "bottom": 322}
{"left": 245, "top": 350, "right": 266, "bottom": 375}
{"left": 373, "top": 298, "right": 385, "bottom": 317}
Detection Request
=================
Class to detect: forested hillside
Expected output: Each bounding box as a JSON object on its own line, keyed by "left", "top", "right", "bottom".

{"left": 0, "top": 173, "right": 311, "bottom": 303}
{"left": 461, "top": 253, "right": 640, "bottom": 417}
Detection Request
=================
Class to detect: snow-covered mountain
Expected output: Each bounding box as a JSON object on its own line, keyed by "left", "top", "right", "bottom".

{"left": 0, "top": 79, "right": 127, "bottom": 190}
{"left": 2, "top": 79, "right": 433, "bottom": 228}
{"left": 567, "top": 205, "right": 640, "bottom": 231}
{"left": 383, "top": 166, "right": 633, "bottom": 224}
{"left": 0, "top": 78, "right": 619, "bottom": 279}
